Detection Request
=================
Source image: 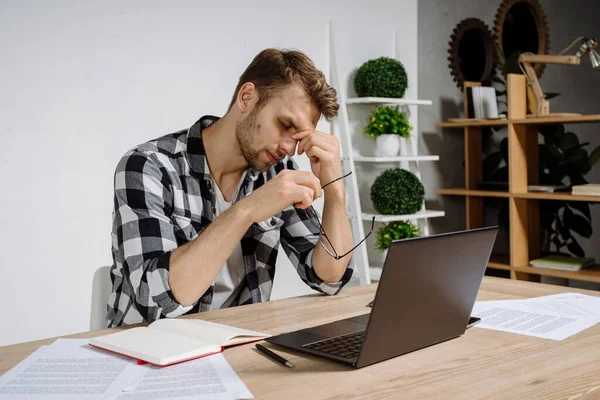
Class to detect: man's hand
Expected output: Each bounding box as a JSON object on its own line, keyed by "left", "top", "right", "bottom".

{"left": 236, "top": 169, "right": 322, "bottom": 223}
{"left": 293, "top": 130, "right": 343, "bottom": 187}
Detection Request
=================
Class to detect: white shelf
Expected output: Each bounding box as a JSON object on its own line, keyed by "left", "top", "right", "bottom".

{"left": 346, "top": 97, "right": 433, "bottom": 106}
{"left": 369, "top": 266, "right": 383, "bottom": 283}
{"left": 353, "top": 155, "right": 439, "bottom": 162}
{"left": 361, "top": 210, "right": 445, "bottom": 223}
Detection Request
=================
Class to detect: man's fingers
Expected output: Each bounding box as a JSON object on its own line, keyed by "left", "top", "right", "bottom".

{"left": 298, "top": 133, "right": 336, "bottom": 156}
{"left": 305, "top": 145, "right": 330, "bottom": 164}
{"left": 293, "top": 187, "right": 315, "bottom": 209}
{"left": 283, "top": 170, "right": 322, "bottom": 199}
{"left": 291, "top": 129, "right": 314, "bottom": 142}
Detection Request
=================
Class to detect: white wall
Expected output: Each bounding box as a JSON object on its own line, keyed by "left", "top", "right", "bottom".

{"left": 0, "top": 0, "right": 418, "bottom": 346}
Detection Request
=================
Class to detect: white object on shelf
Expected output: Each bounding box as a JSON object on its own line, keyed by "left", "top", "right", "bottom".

{"left": 346, "top": 97, "right": 433, "bottom": 106}
{"left": 361, "top": 210, "right": 445, "bottom": 223}
{"left": 375, "top": 134, "right": 401, "bottom": 157}
{"left": 328, "top": 21, "right": 443, "bottom": 286}
{"left": 353, "top": 155, "right": 439, "bottom": 162}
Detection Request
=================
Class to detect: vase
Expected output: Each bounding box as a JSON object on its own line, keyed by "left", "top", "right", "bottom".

{"left": 375, "top": 134, "right": 401, "bottom": 157}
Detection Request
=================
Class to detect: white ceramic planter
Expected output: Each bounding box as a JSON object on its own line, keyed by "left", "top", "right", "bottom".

{"left": 375, "top": 134, "right": 401, "bottom": 157}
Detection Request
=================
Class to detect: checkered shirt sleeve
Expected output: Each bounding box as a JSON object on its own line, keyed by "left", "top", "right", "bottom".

{"left": 108, "top": 150, "right": 196, "bottom": 326}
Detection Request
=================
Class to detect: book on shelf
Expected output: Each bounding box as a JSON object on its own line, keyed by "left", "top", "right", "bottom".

{"left": 89, "top": 318, "right": 270, "bottom": 366}
{"left": 528, "top": 184, "right": 569, "bottom": 193}
{"left": 476, "top": 182, "right": 570, "bottom": 192}
{"left": 530, "top": 255, "right": 596, "bottom": 271}
{"left": 467, "top": 86, "right": 499, "bottom": 119}
{"left": 571, "top": 184, "right": 600, "bottom": 196}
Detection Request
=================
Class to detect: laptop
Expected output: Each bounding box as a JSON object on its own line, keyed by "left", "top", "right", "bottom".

{"left": 265, "top": 226, "right": 498, "bottom": 368}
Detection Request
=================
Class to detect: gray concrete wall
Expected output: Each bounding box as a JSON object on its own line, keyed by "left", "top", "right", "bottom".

{"left": 418, "top": 0, "right": 600, "bottom": 287}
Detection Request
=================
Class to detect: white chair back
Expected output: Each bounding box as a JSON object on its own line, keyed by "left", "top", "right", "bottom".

{"left": 90, "top": 266, "right": 112, "bottom": 330}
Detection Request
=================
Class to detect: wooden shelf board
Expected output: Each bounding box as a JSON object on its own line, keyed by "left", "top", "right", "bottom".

{"left": 512, "top": 114, "right": 600, "bottom": 125}
{"left": 488, "top": 255, "right": 512, "bottom": 271}
{"left": 437, "top": 188, "right": 510, "bottom": 198}
{"left": 438, "top": 188, "right": 600, "bottom": 202}
{"left": 513, "top": 265, "right": 600, "bottom": 283}
{"left": 513, "top": 192, "right": 600, "bottom": 202}
{"left": 346, "top": 97, "right": 432, "bottom": 106}
{"left": 437, "top": 114, "right": 600, "bottom": 128}
{"left": 486, "top": 254, "right": 600, "bottom": 283}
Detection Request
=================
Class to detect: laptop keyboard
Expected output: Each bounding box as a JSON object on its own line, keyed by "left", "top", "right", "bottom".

{"left": 303, "top": 330, "right": 365, "bottom": 360}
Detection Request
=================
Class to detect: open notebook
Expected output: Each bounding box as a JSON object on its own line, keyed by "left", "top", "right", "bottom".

{"left": 89, "top": 319, "right": 270, "bottom": 366}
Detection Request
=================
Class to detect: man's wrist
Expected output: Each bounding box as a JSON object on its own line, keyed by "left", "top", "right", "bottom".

{"left": 323, "top": 183, "right": 346, "bottom": 203}
{"left": 231, "top": 199, "right": 255, "bottom": 226}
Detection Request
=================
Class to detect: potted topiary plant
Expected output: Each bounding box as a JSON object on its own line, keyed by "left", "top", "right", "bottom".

{"left": 364, "top": 106, "right": 412, "bottom": 157}
{"left": 375, "top": 221, "right": 420, "bottom": 252}
{"left": 370, "top": 168, "right": 425, "bottom": 215}
{"left": 354, "top": 57, "right": 408, "bottom": 98}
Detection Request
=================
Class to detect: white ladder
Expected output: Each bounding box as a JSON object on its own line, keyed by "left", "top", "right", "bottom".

{"left": 327, "top": 21, "right": 444, "bottom": 285}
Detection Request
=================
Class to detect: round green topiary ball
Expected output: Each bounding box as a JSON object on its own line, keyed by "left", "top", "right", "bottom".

{"left": 354, "top": 57, "right": 408, "bottom": 98}
{"left": 370, "top": 169, "right": 424, "bottom": 215}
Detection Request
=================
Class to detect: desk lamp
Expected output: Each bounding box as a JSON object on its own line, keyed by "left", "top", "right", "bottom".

{"left": 518, "top": 36, "right": 599, "bottom": 117}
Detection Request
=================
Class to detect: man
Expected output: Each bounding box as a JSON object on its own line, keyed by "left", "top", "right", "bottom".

{"left": 107, "top": 48, "right": 355, "bottom": 327}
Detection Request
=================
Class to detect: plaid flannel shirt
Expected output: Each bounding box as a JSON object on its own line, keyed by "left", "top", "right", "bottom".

{"left": 107, "top": 116, "right": 354, "bottom": 327}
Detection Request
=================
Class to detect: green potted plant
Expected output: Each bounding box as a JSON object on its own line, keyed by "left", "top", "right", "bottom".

{"left": 364, "top": 106, "right": 412, "bottom": 157}
{"left": 354, "top": 57, "right": 409, "bottom": 98}
{"left": 370, "top": 168, "right": 425, "bottom": 215}
{"left": 375, "top": 221, "right": 420, "bottom": 252}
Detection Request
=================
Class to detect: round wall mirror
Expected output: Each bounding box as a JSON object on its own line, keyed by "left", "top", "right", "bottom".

{"left": 494, "top": 0, "right": 550, "bottom": 76}
{"left": 448, "top": 18, "right": 497, "bottom": 89}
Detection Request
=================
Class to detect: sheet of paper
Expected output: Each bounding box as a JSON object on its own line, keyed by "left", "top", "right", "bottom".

{"left": 0, "top": 339, "right": 145, "bottom": 400}
{"left": 112, "top": 354, "right": 252, "bottom": 400}
{"left": 523, "top": 298, "right": 600, "bottom": 318}
{"left": 472, "top": 297, "right": 600, "bottom": 340}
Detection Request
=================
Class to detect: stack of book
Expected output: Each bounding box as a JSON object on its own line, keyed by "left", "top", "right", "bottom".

{"left": 572, "top": 184, "right": 600, "bottom": 196}
{"left": 530, "top": 255, "right": 596, "bottom": 272}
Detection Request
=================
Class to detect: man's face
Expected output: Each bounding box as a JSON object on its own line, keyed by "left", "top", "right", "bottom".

{"left": 235, "top": 84, "right": 319, "bottom": 172}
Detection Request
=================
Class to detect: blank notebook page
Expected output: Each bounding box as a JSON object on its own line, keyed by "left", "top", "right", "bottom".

{"left": 89, "top": 327, "right": 219, "bottom": 365}
{"left": 149, "top": 319, "right": 270, "bottom": 346}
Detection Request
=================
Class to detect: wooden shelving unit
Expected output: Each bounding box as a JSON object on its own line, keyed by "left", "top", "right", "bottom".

{"left": 436, "top": 74, "right": 600, "bottom": 284}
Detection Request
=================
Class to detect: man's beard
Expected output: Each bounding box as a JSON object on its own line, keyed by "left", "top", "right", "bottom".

{"left": 235, "top": 107, "right": 268, "bottom": 171}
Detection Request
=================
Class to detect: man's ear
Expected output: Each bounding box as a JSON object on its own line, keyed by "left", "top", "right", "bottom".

{"left": 236, "top": 82, "right": 258, "bottom": 114}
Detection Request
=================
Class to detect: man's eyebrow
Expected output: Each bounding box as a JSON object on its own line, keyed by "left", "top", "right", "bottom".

{"left": 281, "top": 116, "right": 297, "bottom": 130}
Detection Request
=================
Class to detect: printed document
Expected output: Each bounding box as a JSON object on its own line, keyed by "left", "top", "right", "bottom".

{"left": 0, "top": 339, "right": 143, "bottom": 400}
{"left": 0, "top": 339, "right": 252, "bottom": 400}
{"left": 114, "top": 354, "right": 252, "bottom": 400}
{"left": 472, "top": 293, "right": 600, "bottom": 340}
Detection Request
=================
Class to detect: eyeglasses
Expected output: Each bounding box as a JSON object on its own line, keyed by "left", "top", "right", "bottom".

{"left": 301, "top": 171, "right": 376, "bottom": 260}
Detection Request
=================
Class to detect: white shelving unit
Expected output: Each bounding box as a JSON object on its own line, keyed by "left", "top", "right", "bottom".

{"left": 353, "top": 155, "right": 439, "bottom": 162}
{"left": 328, "top": 21, "right": 444, "bottom": 285}
{"left": 346, "top": 97, "right": 433, "bottom": 106}
{"left": 361, "top": 210, "right": 446, "bottom": 223}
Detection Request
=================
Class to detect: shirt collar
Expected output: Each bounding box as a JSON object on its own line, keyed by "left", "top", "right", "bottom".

{"left": 186, "top": 115, "right": 261, "bottom": 182}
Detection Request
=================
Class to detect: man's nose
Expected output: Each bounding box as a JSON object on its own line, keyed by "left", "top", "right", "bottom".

{"left": 279, "top": 137, "right": 297, "bottom": 157}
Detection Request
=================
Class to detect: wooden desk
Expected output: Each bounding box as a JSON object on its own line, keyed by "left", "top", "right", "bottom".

{"left": 2, "top": 277, "right": 600, "bottom": 399}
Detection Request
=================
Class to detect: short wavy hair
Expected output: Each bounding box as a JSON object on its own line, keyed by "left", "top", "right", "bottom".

{"left": 228, "top": 48, "right": 339, "bottom": 121}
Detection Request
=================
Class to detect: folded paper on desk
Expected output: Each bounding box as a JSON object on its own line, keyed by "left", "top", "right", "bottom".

{"left": 90, "top": 319, "right": 270, "bottom": 367}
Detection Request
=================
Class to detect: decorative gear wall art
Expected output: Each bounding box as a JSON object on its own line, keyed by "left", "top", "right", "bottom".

{"left": 494, "top": 0, "right": 550, "bottom": 77}
{"left": 448, "top": 18, "right": 497, "bottom": 89}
